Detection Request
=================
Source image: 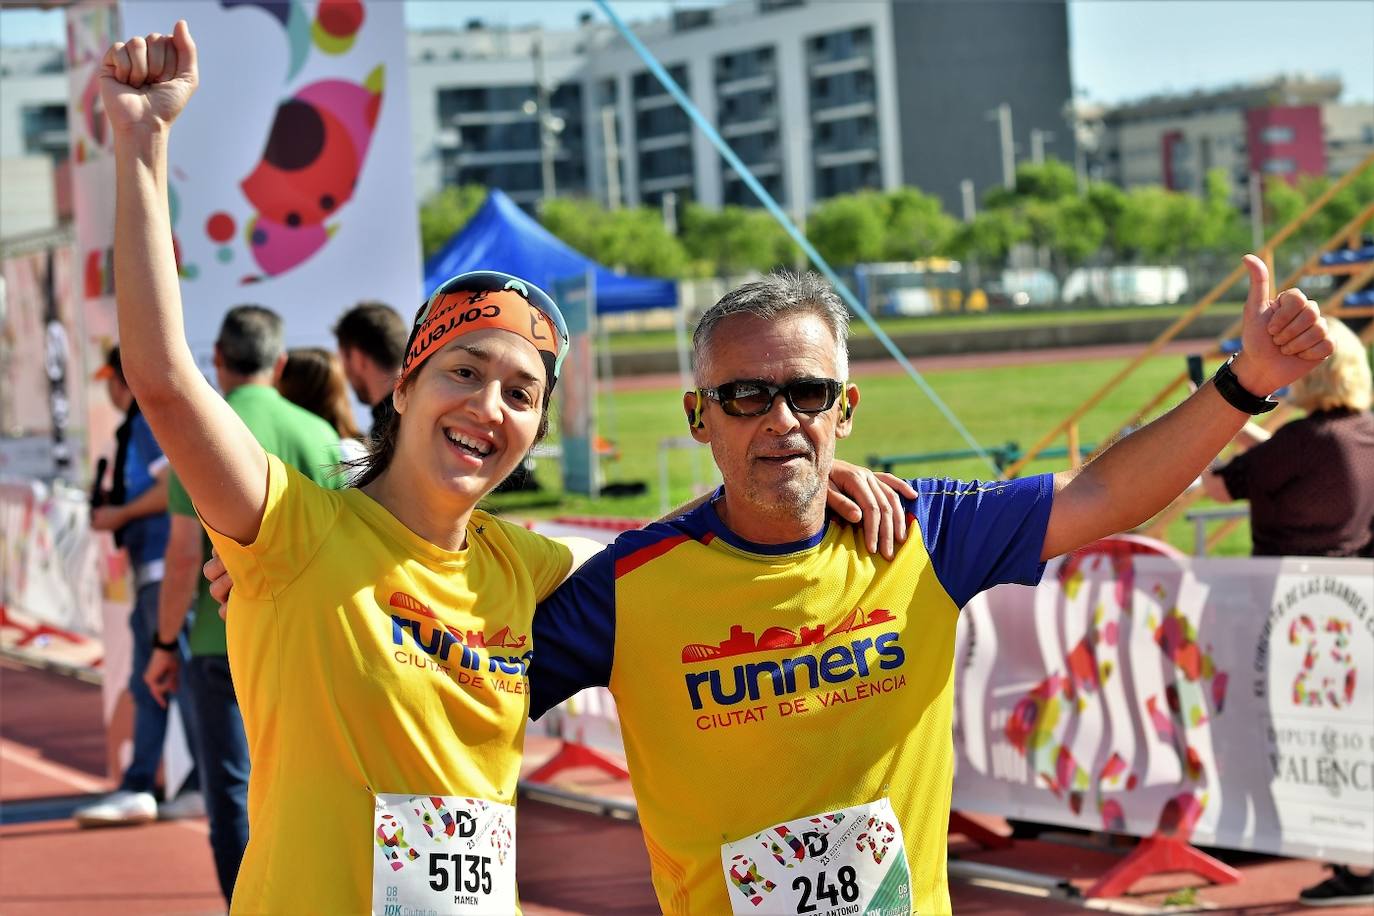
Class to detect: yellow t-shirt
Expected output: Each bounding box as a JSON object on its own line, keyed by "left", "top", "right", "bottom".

{"left": 532, "top": 476, "right": 1054, "bottom": 915}
{"left": 206, "top": 455, "right": 572, "bottom": 914}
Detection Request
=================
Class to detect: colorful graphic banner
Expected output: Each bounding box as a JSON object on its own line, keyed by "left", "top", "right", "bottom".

{"left": 954, "top": 554, "right": 1373, "bottom": 868}
{"left": 69, "top": 0, "right": 420, "bottom": 371}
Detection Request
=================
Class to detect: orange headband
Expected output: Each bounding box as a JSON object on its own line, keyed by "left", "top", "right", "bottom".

{"left": 400, "top": 288, "right": 560, "bottom": 385}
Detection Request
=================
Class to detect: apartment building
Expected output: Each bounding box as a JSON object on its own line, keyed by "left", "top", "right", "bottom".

{"left": 1090, "top": 75, "right": 1374, "bottom": 205}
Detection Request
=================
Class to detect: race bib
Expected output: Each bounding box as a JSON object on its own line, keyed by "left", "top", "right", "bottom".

{"left": 372, "top": 793, "right": 516, "bottom": 915}
{"left": 720, "top": 798, "right": 912, "bottom": 915}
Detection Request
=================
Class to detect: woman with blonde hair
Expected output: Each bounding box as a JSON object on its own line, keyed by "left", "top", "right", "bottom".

{"left": 1204, "top": 317, "right": 1373, "bottom": 559}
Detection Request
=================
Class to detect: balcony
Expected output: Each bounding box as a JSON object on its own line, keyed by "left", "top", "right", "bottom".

{"left": 814, "top": 147, "right": 878, "bottom": 169}
{"left": 634, "top": 93, "right": 679, "bottom": 112}
{"left": 811, "top": 100, "right": 876, "bottom": 122}
{"left": 720, "top": 117, "right": 779, "bottom": 139}
{"left": 723, "top": 161, "right": 782, "bottom": 180}
{"left": 638, "top": 132, "right": 692, "bottom": 152}
{"left": 716, "top": 73, "right": 775, "bottom": 96}
{"left": 454, "top": 149, "right": 545, "bottom": 166}
{"left": 640, "top": 173, "right": 694, "bottom": 194}
{"left": 450, "top": 109, "right": 535, "bottom": 126}
{"left": 808, "top": 55, "right": 872, "bottom": 78}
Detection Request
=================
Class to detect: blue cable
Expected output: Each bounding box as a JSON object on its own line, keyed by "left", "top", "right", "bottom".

{"left": 595, "top": 0, "right": 1003, "bottom": 478}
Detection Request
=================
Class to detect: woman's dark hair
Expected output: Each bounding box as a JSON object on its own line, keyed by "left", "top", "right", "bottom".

{"left": 277, "top": 347, "right": 362, "bottom": 439}
{"left": 345, "top": 336, "right": 554, "bottom": 489}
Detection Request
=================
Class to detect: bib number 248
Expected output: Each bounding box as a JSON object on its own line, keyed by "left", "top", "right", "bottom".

{"left": 793, "top": 865, "right": 860, "bottom": 912}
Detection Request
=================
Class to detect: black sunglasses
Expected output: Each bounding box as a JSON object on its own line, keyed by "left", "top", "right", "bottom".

{"left": 697, "top": 378, "right": 844, "bottom": 417}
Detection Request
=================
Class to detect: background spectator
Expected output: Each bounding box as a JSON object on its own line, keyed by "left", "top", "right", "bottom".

{"left": 332, "top": 301, "right": 406, "bottom": 439}
{"left": 76, "top": 346, "right": 200, "bottom": 827}
{"left": 278, "top": 346, "right": 365, "bottom": 463}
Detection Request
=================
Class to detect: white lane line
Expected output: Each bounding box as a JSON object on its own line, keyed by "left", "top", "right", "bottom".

{"left": 0, "top": 738, "right": 109, "bottom": 794}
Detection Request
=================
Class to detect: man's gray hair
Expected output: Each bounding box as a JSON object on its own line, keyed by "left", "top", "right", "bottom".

{"left": 216, "top": 304, "right": 285, "bottom": 376}
{"left": 692, "top": 271, "right": 850, "bottom": 382}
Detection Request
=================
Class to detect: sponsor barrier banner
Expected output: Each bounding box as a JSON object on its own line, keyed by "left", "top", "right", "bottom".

{"left": 0, "top": 477, "right": 108, "bottom": 637}
{"left": 955, "top": 554, "right": 1373, "bottom": 867}
{"left": 71, "top": 0, "right": 421, "bottom": 373}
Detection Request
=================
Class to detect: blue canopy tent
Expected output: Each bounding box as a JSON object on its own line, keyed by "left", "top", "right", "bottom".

{"left": 422, "top": 189, "right": 678, "bottom": 312}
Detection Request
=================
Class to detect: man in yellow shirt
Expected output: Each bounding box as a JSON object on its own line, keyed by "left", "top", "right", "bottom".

{"left": 531, "top": 263, "right": 1332, "bottom": 914}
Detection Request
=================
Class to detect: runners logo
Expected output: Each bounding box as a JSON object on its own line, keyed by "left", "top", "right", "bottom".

{"left": 388, "top": 591, "right": 531, "bottom": 678}
{"left": 681, "top": 609, "right": 905, "bottom": 710}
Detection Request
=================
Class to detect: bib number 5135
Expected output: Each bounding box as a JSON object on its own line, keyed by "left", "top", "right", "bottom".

{"left": 428, "top": 852, "right": 493, "bottom": 895}
{"left": 793, "top": 866, "right": 860, "bottom": 913}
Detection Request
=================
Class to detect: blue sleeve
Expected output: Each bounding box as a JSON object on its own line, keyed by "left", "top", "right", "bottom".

{"left": 529, "top": 544, "right": 616, "bottom": 719}
{"left": 129, "top": 414, "right": 166, "bottom": 469}
{"left": 907, "top": 473, "right": 1055, "bottom": 608}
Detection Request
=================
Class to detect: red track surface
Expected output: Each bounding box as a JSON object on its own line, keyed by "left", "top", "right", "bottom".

{"left": 1, "top": 659, "right": 1355, "bottom": 915}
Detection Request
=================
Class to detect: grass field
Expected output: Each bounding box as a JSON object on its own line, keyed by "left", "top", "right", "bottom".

{"left": 603, "top": 302, "right": 1246, "bottom": 353}
{"left": 487, "top": 347, "right": 1254, "bottom": 557}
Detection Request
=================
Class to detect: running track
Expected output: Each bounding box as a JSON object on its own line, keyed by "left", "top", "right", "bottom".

{"left": 0, "top": 660, "right": 1348, "bottom": 914}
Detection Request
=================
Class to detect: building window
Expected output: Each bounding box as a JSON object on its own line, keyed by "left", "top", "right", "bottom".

{"left": 1263, "top": 157, "right": 1295, "bottom": 174}
{"left": 1259, "top": 125, "right": 1294, "bottom": 144}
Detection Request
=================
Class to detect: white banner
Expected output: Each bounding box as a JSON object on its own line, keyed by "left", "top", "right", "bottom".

{"left": 954, "top": 554, "right": 1374, "bottom": 867}
{"left": 71, "top": 0, "right": 421, "bottom": 371}
{"left": 0, "top": 478, "right": 108, "bottom": 637}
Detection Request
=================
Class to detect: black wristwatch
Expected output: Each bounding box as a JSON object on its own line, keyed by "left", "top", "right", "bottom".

{"left": 1212, "top": 355, "right": 1278, "bottom": 414}
{"left": 151, "top": 632, "right": 180, "bottom": 652}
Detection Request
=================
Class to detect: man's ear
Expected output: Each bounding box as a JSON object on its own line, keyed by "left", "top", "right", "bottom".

{"left": 836, "top": 384, "right": 859, "bottom": 439}
{"left": 270, "top": 351, "right": 287, "bottom": 384}
{"left": 684, "top": 391, "right": 709, "bottom": 443}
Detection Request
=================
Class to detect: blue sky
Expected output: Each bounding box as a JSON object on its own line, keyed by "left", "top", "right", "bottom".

{"left": 2, "top": 1, "right": 1371, "bottom": 104}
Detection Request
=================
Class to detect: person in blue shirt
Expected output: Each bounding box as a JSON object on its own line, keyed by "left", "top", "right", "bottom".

{"left": 74, "top": 346, "right": 200, "bottom": 827}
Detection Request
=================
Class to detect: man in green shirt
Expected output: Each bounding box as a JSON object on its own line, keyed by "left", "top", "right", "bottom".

{"left": 144, "top": 305, "right": 340, "bottom": 905}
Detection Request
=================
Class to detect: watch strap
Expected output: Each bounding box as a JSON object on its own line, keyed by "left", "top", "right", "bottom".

{"left": 1213, "top": 355, "right": 1278, "bottom": 414}
{"left": 151, "top": 632, "right": 180, "bottom": 652}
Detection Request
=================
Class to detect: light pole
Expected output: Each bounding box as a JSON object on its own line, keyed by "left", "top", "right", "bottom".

{"left": 1030, "top": 128, "right": 1054, "bottom": 166}
{"left": 959, "top": 179, "right": 976, "bottom": 222}
{"left": 1063, "top": 96, "right": 1104, "bottom": 194}
{"left": 986, "top": 102, "right": 1014, "bottom": 189}
{"left": 526, "top": 38, "right": 563, "bottom": 206}
{"left": 601, "top": 105, "right": 621, "bottom": 209}
{"left": 661, "top": 191, "right": 678, "bottom": 235}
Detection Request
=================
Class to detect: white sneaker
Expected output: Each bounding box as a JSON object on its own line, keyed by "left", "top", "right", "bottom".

{"left": 157, "top": 789, "right": 206, "bottom": 820}
{"left": 73, "top": 789, "right": 157, "bottom": 828}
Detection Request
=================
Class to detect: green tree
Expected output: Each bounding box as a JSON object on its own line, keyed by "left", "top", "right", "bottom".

{"left": 1200, "top": 168, "right": 1249, "bottom": 257}
{"left": 1085, "top": 182, "right": 1128, "bottom": 254}
{"left": 880, "top": 187, "right": 957, "bottom": 261}
{"left": 1012, "top": 159, "right": 1079, "bottom": 202}
{"left": 680, "top": 204, "right": 796, "bottom": 275}
{"left": 540, "top": 197, "right": 689, "bottom": 277}
{"left": 1262, "top": 175, "right": 1307, "bottom": 238}
{"left": 807, "top": 192, "right": 886, "bottom": 266}
{"left": 539, "top": 197, "right": 605, "bottom": 260}
{"left": 1314, "top": 166, "right": 1374, "bottom": 243}
{"left": 948, "top": 208, "right": 1028, "bottom": 266}
{"left": 596, "top": 207, "right": 691, "bottom": 277}
{"left": 418, "top": 184, "right": 487, "bottom": 260}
